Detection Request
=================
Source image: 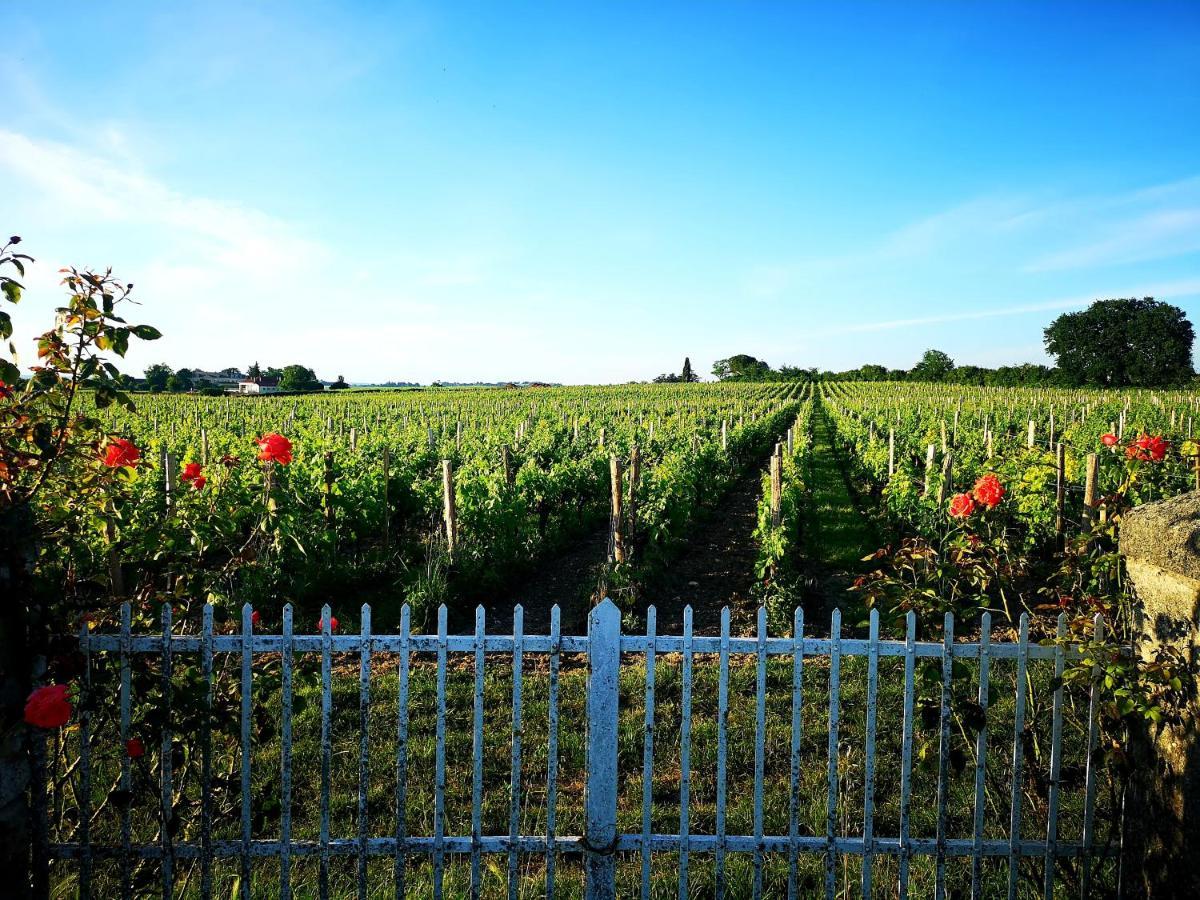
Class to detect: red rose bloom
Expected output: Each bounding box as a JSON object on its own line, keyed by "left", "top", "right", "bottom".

{"left": 192, "top": 475, "right": 206, "bottom": 490}
{"left": 317, "top": 615, "right": 339, "bottom": 632}
{"left": 103, "top": 438, "right": 141, "bottom": 468}
{"left": 180, "top": 462, "right": 203, "bottom": 482}
{"left": 251, "top": 610, "right": 261, "bottom": 627}
{"left": 948, "top": 492, "right": 976, "bottom": 518}
{"left": 256, "top": 433, "right": 293, "bottom": 465}
{"left": 24, "top": 684, "right": 73, "bottom": 729}
{"left": 1127, "top": 434, "right": 1169, "bottom": 462}
{"left": 0, "top": 380, "right": 13, "bottom": 400}
{"left": 126, "top": 738, "right": 145, "bottom": 759}
{"left": 1101, "top": 433, "right": 1119, "bottom": 447}
{"left": 972, "top": 473, "right": 1005, "bottom": 509}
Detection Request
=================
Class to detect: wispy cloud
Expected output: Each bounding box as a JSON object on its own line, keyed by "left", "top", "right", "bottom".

{"left": 744, "top": 175, "right": 1200, "bottom": 300}
{"left": 808, "top": 277, "right": 1200, "bottom": 337}
{"left": 1025, "top": 208, "right": 1200, "bottom": 272}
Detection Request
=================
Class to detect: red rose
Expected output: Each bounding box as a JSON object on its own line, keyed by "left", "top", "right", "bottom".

{"left": 0, "top": 380, "right": 13, "bottom": 400}
{"left": 256, "top": 433, "right": 293, "bottom": 465}
{"left": 192, "top": 475, "right": 206, "bottom": 490}
{"left": 1127, "top": 434, "right": 1169, "bottom": 462}
{"left": 103, "top": 438, "right": 141, "bottom": 468}
{"left": 1101, "top": 433, "right": 1119, "bottom": 447}
{"left": 251, "top": 610, "right": 261, "bottom": 627}
{"left": 126, "top": 738, "right": 145, "bottom": 758}
{"left": 972, "top": 473, "right": 1005, "bottom": 509}
{"left": 317, "top": 615, "right": 339, "bottom": 632}
{"left": 24, "top": 684, "right": 73, "bottom": 729}
{"left": 180, "top": 462, "right": 203, "bottom": 482}
{"left": 948, "top": 492, "right": 976, "bottom": 518}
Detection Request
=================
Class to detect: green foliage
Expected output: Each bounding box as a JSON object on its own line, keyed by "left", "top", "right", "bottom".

{"left": 910, "top": 348, "right": 955, "bottom": 382}
{"left": 1045, "top": 296, "right": 1195, "bottom": 387}
{"left": 278, "top": 363, "right": 321, "bottom": 392}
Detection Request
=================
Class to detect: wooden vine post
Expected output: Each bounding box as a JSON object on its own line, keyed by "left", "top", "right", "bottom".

{"left": 936, "top": 450, "right": 953, "bottom": 507}
{"left": 887, "top": 429, "right": 895, "bottom": 477}
{"left": 162, "top": 449, "right": 178, "bottom": 512}
{"left": 922, "top": 444, "right": 936, "bottom": 497}
{"left": 769, "top": 448, "right": 783, "bottom": 528}
{"left": 1083, "top": 452, "right": 1099, "bottom": 529}
{"left": 1055, "top": 442, "right": 1066, "bottom": 541}
{"left": 609, "top": 456, "right": 625, "bottom": 563}
{"left": 501, "top": 445, "right": 514, "bottom": 487}
{"left": 322, "top": 451, "right": 335, "bottom": 529}
{"left": 627, "top": 445, "right": 641, "bottom": 550}
{"left": 442, "top": 459, "right": 457, "bottom": 556}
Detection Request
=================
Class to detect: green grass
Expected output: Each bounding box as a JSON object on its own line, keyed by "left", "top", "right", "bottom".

{"left": 52, "top": 646, "right": 1118, "bottom": 898}
{"left": 804, "top": 404, "right": 882, "bottom": 572}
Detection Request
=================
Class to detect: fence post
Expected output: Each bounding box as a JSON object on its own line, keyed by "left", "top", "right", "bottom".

{"left": 585, "top": 599, "right": 620, "bottom": 900}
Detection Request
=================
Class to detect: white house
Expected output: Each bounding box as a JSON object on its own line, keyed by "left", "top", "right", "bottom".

{"left": 236, "top": 376, "right": 281, "bottom": 394}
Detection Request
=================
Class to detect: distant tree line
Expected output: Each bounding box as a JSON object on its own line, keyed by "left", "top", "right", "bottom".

{"left": 137, "top": 362, "right": 327, "bottom": 394}
{"left": 653, "top": 357, "right": 701, "bottom": 383}
{"left": 709, "top": 297, "right": 1195, "bottom": 388}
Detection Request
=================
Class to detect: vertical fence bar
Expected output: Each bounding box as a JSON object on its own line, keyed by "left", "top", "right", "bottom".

{"left": 1080, "top": 616, "right": 1106, "bottom": 897}
{"left": 1043, "top": 613, "right": 1067, "bottom": 899}
{"left": 752, "top": 606, "right": 768, "bottom": 900}
{"left": 679, "top": 605, "right": 694, "bottom": 900}
{"left": 934, "top": 612, "right": 955, "bottom": 900}
{"left": 471, "top": 606, "right": 486, "bottom": 899}
{"left": 119, "top": 603, "right": 133, "bottom": 896}
{"left": 394, "top": 605, "right": 411, "bottom": 898}
{"left": 970, "top": 612, "right": 992, "bottom": 900}
{"left": 200, "top": 604, "right": 215, "bottom": 898}
{"left": 280, "top": 605, "right": 294, "bottom": 899}
{"left": 434, "top": 605, "right": 448, "bottom": 896}
{"left": 898, "top": 611, "right": 917, "bottom": 898}
{"left": 546, "top": 605, "right": 562, "bottom": 899}
{"left": 241, "top": 604, "right": 253, "bottom": 899}
{"left": 861, "top": 609, "right": 880, "bottom": 898}
{"left": 78, "top": 621, "right": 92, "bottom": 899}
{"left": 508, "top": 605, "right": 525, "bottom": 900}
{"left": 358, "top": 604, "right": 373, "bottom": 900}
{"left": 318, "top": 603, "right": 334, "bottom": 899}
{"left": 824, "top": 607, "right": 842, "bottom": 900}
{"left": 640, "top": 606, "right": 657, "bottom": 900}
{"left": 787, "top": 607, "right": 805, "bottom": 900}
{"left": 1007, "top": 614, "right": 1031, "bottom": 900}
{"left": 716, "top": 607, "right": 731, "bottom": 899}
{"left": 586, "top": 599, "right": 621, "bottom": 900}
{"left": 160, "top": 605, "right": 176, "bottom": 899}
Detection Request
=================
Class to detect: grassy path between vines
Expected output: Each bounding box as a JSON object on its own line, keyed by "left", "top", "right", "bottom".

{"left": 803, "top": 399, "right": 883, "bottom": 617}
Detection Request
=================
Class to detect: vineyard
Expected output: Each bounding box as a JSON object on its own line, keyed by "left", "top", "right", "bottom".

{"left": 21, "top": 375, "right": 1199, "bottom": 897}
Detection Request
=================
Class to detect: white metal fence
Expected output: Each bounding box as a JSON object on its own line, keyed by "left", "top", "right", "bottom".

{"left": 39, "top": 598, "right": 1113, "bottom": 899}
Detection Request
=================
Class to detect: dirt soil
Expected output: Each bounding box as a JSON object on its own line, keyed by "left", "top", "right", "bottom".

{"left": 475, "top": 525, "right": 609, "bottom": 636}
{"left": 639, "top": 468, "right": 764, "bottom": 636}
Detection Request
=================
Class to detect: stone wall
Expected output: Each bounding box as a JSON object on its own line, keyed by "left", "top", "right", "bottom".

{"left": 1119, "top": 492, "right": 1200, "bottom": 898}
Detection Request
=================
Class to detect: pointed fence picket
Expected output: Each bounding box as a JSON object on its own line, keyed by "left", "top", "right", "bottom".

{"left": 39, "top": 599, "right": 1114, "bottom": 899}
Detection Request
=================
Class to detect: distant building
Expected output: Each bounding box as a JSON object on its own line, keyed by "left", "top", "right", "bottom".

{"left": 236, "top": 376, "right": 280, "bottom": 394}
{"left": 196, "top": 368, "right": 246, "bottom": 386}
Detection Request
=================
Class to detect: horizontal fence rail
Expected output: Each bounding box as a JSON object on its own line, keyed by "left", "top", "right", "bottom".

{"left": 40, "top": 599, "right": 1115, "bottom": 899}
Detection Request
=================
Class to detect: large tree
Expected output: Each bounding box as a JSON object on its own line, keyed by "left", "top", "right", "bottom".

{"left": 910, "top": 349, "right": 955, "bottom": 382}
{"left": 711, "top": 354, "right": 772, "bottom": 381}
{"left": 143, "top": 362, "right": 172, "bottom": 392}
{"left": 681, "top": 357, "right": 699, "bottom": 383}
{"left": 1044, "top": 297, "right": 1194, "bottom": 387}
{"left": 278, "top": 364, "right": 321, "bottom": 392}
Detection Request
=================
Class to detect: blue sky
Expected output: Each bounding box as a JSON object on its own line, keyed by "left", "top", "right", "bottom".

{"left": 3, "top": 1, "right": 1199, "bottom": 383}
